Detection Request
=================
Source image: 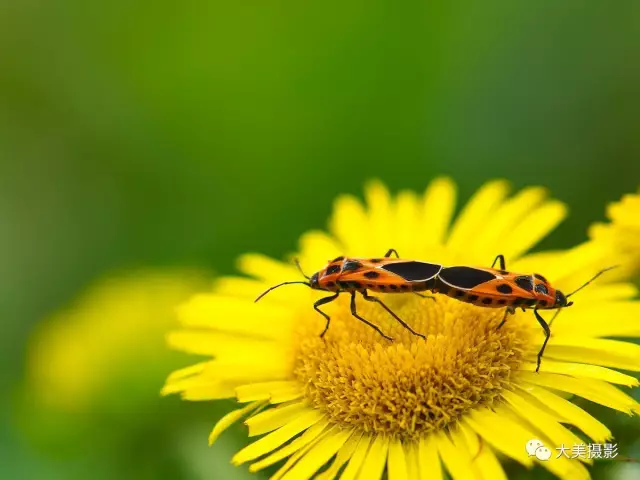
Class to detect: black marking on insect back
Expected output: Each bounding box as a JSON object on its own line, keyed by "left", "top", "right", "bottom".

{"left": 436, "top": 284, "right": 449, "bottom": 295}
{"left": 364, "top": 271, "right": 380, "bottom": 279}
{"left": 439, "top": 267, "right": 496, "bottom": 289}
{"left": 381, "top": 261, "right": 441, "bottom": 281}
{"left": 468, "top": 294, "right": 479, "bottom": 302}
{"left": 367, "top": 283, "right": 374, "bottom": 289}
{"left": 525, "top": 299, "right": 537, "bottom": 307}
{"left": 389, "top": 285, "right": 399, "bottom": 291}
{"left": 515, "top": 276, "right": 534, "bottom": 292}
{"left": 512, "top": 298, "right": 527, "bottom": 306}
{"left": 401, "top": 284, "right": 410, "bottom": 291}
{"left": 370, "top": 258, "right": 383, "bottom": 263}
{"left": 496, "top": 284, "right": 513, "bottom": 294}
{"left": 497, "top": 299, "right": 507, "bottom": 305}
{"left": 455, "top": 290, "right": 466, "bottom": 298}
{"left": 342, "top": 260, "right": 362, "bottom": 272}
{"left": 326, "top": 264, "right": 341, "bottom": 275}
{"left": 331, "top": 256, "right": 345, "bottom": 263}
{"left": 338, "top": 281, "right": 350, "bottom": 288}
{"left": 482, "top": 297, "right": 492, "bottom": 305}
{"left": 325, "top": 281, "right": 335, "bottom": 288}
{"left": 535, "top": 283, "right": 549, "bottom": 295}
{"left": 534, "top": 273, "right": 547, "bottom": 283}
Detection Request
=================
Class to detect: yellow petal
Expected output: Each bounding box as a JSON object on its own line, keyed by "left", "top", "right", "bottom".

{"left": 232, "top": 409, "right": 325, "bottom": 465}
{"left": 521, "top": 372, "right": 639, "bottom": 414}
{"left": 420, "top": 177, "right": 456, "bottom": 250}
{"left": 181, "top": 383, "right": 237, "bottom": 401}
{"left": 448, "top": 425, "right": 483, "bottom": 479}
{"left": 537, "top": 453, "right": 591, "bottom": 480}
{"left": 470, "top": 186, "right": 547, "bottom": 258}
{"left": 280, "top": 428, "right": 354, "bottom": 480}
{"left": 363, "top": 180, "right": 393, "bottom": 254}
{"left": 499, "top": 200, "right": 567, "bottom": 261}
{"left": 269, "top": 423, "right": 333, "bottom": 480}
{"left": 297, "top": 231, "right": 344, "bottom": 272}
{"left": 544, "top": 337, "right": 640, "bottom": 371}
{"left": 446, "top": 180, "right": 510, "bottom": 262}
{"left": 213, "top": 276, "right": 264, "bottom": 299}
{"left": 462, "top": 407, "right": 534, "bottom": 467}
{"left": 237, "top": 253, "right": 299, "bottom": 282}
{"left": 166, "top": 330, "right": 280, "bottom": 358}
{"left": 245, "top": 401, "right": 309, "bottom": 437}
{"left": 249, "top": 419, "right": 331, "bottom": 473}
{"left": 235, "top": 381, "right": 299, "bottom": 403}
{"left": 356, "top": 434, "right": 389, "bottom": 480}
{"left": 177, "top": 294, "right": 294, "bottom": 339}
{"left": 515, "top": 383, "right": 611, "bottom": 442}
{"left": 418, "top": 434, "right": 443, "bottom": 480}
{"left": 435, "top": 429, "right": 477, "bottom": 480}
{"left": 567, "top": 283, "right": 638, "bottom": 302}
{"left": 517, "top": 359, "right": 639, "bottom": 386}
{"left": 404, "top": 442, "right": 420, "bottom": 480}
{"left": 387, "top": 437, "right": 409, "bottom": 480}
{"left": 392, "top": 190, "right": 421, "bottom": 257}
{"left": 329, "top": 194, "right": 369, "bottom": 255}
{"left": 204, "top": 360, "right": 291, "bottom": 384}
{"left": 269, "top": 385, "right": 304, "bottom": 403}
{"left": 340, "top": 433, "right": 373, "bottom": 480}
{"left": 501, "top": 390, "right": 590, "bottom": 464}
{"left": 550, "top": 302, "right": 640, "bottom": 338}
{"left": 208, "top": 401, "right": 262, "bottom": 445}
{"left": 164, "top": 361, "right": 208, "bottom": 383}
{"left": 457, "top": 422, "right": 507, "bottom": 480}
{"left": 315, "top": 431, "right": 364, "bottom": 480}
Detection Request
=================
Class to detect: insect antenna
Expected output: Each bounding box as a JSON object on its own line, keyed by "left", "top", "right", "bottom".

{"left": 294, "top": 258, "right": 311, "bottom": 280}
{"left": 255, "top": 281, "right": 310, "bottom": 302}
{"left": 549, "top": 265, "right": 618, "bottom": 327}
{"left": 566, "top": 265, "right": 619, "bottom": 300}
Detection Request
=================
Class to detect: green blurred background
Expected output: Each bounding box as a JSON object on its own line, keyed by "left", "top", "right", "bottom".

{"left": 2, "top": 2, "right": 640, "bottom": 479}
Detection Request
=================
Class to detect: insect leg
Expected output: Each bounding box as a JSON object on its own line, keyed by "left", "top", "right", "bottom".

{"left": 313, "top": 292, "right": 341, "bottom": 338}
{"left": 497, "top": 306, "right": 515, "bottom": 329}
{"left": 361, "top": 291, "right": 426, "bottom": 339}
{"left": 350, "top": 292, "right": 393, "bottom": 341}
{"left": 384, "top": 249, "right": 400, "bottom": 258}
{"left": 491, "top": 254, "right": 507, "bottom": 270}
{"left": 413, "top": 292, "right": 436, "bottom": 301}
{"left": 533, "top": 309, "right": 551, "bottom": 373}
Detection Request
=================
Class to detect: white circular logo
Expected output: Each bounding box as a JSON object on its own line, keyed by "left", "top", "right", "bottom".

{"left": 526, "top": 439, "right": 544, "bottom": 456}
{"left": 535, "top": 446, "right": 552, "bottom": 461}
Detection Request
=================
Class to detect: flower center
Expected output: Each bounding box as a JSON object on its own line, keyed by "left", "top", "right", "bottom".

{"left": 292, "top": 293, "right": 529, "bottom": 439}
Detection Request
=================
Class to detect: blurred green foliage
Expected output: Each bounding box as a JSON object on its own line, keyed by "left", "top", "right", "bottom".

{"left": 2, "top": 1, "right": 639, "bottom": 479}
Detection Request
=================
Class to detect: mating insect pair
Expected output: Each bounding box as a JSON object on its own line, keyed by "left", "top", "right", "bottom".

{"left": 255, "top": 249, "right": 615, "bottom": 372}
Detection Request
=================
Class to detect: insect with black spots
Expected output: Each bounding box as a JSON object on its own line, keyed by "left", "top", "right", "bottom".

{"left": 255, "top": 249, "right": 442, "bottom": 341}
{"left": 255, "top": 249, "right": 615, "bottom": 372}
{"left": 434, "top": 254, "right": 616, "bottom": 372}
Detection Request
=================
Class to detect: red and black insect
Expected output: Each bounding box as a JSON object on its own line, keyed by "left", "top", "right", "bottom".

{"left": 256, "top": 249, "right": 614, "bottom": 373}
{"left": 255, "top": 249, "right": 442, "bottom": 341}
{"left": 433, "top": 254, "right": 616, "bottom": 372}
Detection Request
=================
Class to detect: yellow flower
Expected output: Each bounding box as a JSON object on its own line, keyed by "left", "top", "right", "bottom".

{"left": 25, "top": 269, "right": 208, "bottom": 411}
{"left": 164, "top": 179, "right": 640, "bottom": 480}
{"left": 589, "top": 189, "right": 640, "bottom": 279}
